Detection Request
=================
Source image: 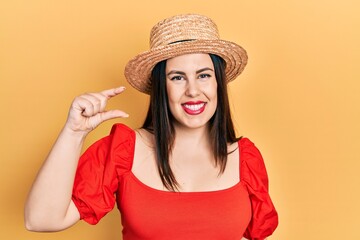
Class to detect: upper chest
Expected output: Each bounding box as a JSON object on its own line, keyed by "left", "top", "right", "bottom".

{"left": 131, "top": 130, "right": 240, "bottom": 192}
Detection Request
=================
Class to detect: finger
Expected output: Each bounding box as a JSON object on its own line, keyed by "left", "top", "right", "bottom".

{"left": 72, "top": 96, "right": 93, "bottom": 116}
{"left": 98, "top": 110, "right": 129, "bottom": 122}
{"left": 101, "top": 86, "right": 126, "bottom": 99}
{"left": 80, "top": 99, "right": 95, "bottom": 117}
{"left": 83, "top": 93, "right": 105, "bottom": 113}
{"left": 76, "top": 94, "right": 101, "bottom": 117}
{"left": 77, "top": 95, "right": 105, "bottom": 117}
{"left": 85, "top": 110, "right": 129, "bottom": 130}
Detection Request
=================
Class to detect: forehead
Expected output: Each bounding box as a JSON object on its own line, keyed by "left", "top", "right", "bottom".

{"left": 166, "top": 53, "right": 214, "bottom": 71}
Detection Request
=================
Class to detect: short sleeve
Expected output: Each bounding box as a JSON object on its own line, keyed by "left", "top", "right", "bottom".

{"left": 240, "top": 138, "right": 278, "bottom": 240}
{"left": 72, "top": 123, "right": 135, "bottom": 225}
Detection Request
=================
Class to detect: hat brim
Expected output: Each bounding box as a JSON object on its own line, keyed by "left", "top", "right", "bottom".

{"left": 124, "top": 40, "right": 248, "bottom": 94}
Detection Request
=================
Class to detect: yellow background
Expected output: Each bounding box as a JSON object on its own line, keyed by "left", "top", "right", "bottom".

{"left": 1, "top": 0, "right": 359, "bottom": 239}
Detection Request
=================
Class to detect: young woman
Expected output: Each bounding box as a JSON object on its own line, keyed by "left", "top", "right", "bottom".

{"left": 25, "top": 14, "right": 278, "bottom": 239}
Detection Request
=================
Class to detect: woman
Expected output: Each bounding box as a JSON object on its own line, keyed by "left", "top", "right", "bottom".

{"left": 25, "top": 14, "right": 278, "bottom": 239}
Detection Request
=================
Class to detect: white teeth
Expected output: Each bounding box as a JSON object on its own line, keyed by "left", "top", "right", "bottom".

{"left": 183, "top": 103, "right": 205, "bottom": 111}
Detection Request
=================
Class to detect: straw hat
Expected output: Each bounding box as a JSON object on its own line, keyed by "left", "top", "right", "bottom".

{"left": 124, "top": 14, "right": 248, "bottom": 94}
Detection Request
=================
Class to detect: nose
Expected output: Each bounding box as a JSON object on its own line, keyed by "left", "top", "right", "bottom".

{"left": 185, "top": 78, "right": 200, "bottom": 97}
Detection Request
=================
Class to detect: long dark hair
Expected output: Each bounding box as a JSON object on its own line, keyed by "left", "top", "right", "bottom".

{"left": 142, "top": 54, "right": 240, "bottom": 191}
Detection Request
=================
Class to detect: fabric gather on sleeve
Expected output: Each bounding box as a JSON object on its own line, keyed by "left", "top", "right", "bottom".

{"left": 240, "top": 138, "right": 279, "bottom": 240}
{"left": 72, "top": 124, "right": 135, "bottom": 224}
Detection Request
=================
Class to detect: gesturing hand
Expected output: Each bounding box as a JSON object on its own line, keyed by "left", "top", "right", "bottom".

{"left": 64, "top": 86, "right": 129, "bottom": 134}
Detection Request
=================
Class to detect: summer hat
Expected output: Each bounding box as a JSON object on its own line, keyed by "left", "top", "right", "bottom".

{"left": 124, "top": 14, "right": 248, "bottom": 94}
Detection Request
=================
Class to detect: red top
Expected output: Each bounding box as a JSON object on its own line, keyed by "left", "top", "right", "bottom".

{"left": 72, "top": 124, "right": 278, "bottom": 240}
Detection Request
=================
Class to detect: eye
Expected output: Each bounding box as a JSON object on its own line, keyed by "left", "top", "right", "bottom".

{"left": 199, "top": 73, "right": 211, "bottom": 79}
{"left": 170, "top": 75, "right": 184, "bottom": 81}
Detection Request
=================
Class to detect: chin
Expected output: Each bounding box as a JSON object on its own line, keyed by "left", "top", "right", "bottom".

{"left": 174, "top": 118, "right": 211, "bottom": 130}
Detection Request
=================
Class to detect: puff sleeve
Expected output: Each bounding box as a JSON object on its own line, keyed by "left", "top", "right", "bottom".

{"left": 71, "top": 124, "right": 134, "bottom": 225}
{"left": 240, "top": 138, "right": 278, "bottom": 240}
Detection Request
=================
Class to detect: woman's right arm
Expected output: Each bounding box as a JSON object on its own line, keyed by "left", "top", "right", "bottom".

{"left": 24, "top": 87, "right": 128, "bottom": 232}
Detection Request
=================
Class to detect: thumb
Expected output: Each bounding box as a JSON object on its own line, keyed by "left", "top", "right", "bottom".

{"left": 98, "top": 110, "right": 129, "bottom": 122}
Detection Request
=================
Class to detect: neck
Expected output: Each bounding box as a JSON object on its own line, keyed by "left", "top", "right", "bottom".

{"left": 172, "top": 122, "right": 211, "bottom": 148}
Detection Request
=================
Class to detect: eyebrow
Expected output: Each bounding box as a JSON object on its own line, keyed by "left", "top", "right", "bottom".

{"left": 166, "top": 67, "right": 214, "bottom": 76}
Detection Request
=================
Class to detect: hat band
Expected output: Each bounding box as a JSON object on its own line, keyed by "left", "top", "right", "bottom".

{"left": 169, "top": 39, "right": 195, "bottom": 45}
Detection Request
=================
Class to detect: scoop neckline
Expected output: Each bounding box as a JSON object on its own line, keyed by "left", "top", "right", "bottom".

{"left": 128, "top": 131, "right": 244, "bottom": 195}
{"left": 128, "top": 170, "right": 245, "bottom": 195}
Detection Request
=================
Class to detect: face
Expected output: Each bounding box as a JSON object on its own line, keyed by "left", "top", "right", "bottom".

{"left": 166, "top": 53, "right": 218, "bottom": 130}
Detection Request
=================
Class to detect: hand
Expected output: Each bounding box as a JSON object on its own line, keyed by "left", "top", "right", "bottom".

{"left": 64, "top": 86, "right": 128, "bottom": 134}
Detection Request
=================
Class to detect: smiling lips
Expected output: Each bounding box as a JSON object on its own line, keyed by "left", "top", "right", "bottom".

{"left": 181, "top": 101, "right": 207, "bottom": 115}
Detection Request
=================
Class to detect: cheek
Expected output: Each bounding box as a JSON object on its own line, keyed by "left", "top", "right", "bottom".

{"left": 166, "top": 83, "right": 181, "bottom": 105}
{"left": 206, "top": 82, "right": 218, "bottom": 112}
{"left": 212, "top": 94, "right": 218, "bottom": 111}
{"left": 205, "top": 81, "right": 218, "bottom": 101}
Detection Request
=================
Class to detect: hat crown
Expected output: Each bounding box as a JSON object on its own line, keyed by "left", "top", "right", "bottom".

{"left": 150, "top": 14, "right": 220, "bottom": 48}
{"left": 125, "top": 14, "right": 248, "bottom": 94}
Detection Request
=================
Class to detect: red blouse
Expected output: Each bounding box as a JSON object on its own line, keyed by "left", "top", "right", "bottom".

{"left": 72, "top": 124, "right": 278, "bottom": 240}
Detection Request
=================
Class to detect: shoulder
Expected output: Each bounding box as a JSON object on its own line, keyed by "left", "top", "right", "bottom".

{"left": 81, "top": 123, "right": 135, "bottom": 159}
{"left": 134, "top": 128, "right": 155, "bottom": 146}
{"left": 108, "top": 123, "right": 136, "bottom": 145}
{"left": 110, "top": 123, "right": 134, "bottom": 136}
{"left": 85, "top": 123, "right": 136, "bottom": 164}
{"left": 239, "top": 137, "right": 268, "bottom": 185}
{"left": 239, "top": 138, "right": 278, "bottom": 239}
{"left": 238, "top": 137, "right": 257, "bottom": 148}
{"left": 132, "top": 128, "right": 155, "bottom": 164}
{"left": 238, "top": 137, "right": 263, "bottom": 160}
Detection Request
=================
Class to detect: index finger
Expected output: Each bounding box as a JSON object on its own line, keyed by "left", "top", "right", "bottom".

{"left": 101, "top": 86, "right": 126, "bottom": 99}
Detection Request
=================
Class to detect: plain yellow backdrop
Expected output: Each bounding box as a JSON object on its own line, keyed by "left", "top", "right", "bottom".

{"left": 1, "top": 0, "right": 360, "bottom": 239}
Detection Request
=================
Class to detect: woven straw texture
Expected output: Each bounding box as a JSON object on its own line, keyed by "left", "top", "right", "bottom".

{"left": 125, "top": 14, "right": 248, "bottom": 94}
